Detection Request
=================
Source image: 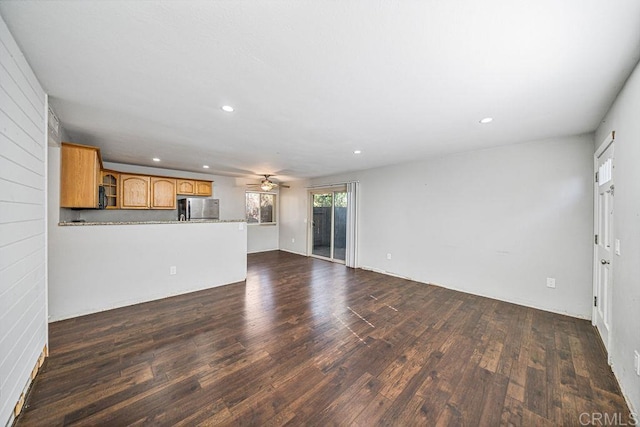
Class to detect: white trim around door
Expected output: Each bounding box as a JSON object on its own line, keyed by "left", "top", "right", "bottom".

{"left": 593, "top": 131, "right": 615, "bottom": 364}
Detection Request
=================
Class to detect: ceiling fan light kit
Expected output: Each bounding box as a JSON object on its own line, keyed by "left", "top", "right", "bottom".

{"left": 261, "top": 180, "right": 275, "bottom": 191}
{"left": 248, "top": 174, "right": 290, "bottom": 191}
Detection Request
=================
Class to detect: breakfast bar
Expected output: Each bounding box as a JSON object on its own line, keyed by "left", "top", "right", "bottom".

{"left": 49, "top": 220, "right": 247, "bottom": 321}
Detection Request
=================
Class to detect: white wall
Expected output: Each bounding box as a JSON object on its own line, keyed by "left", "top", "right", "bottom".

{"left": 279, "top": 180, "right": 310, "bottom": 255}
{"left": 48, "top": 222, "right": 247, "bottom": 321}
{"left": 594, "top": 60, "right": 640, "bottom": 414}
{"left": 247, "top": 224, "right": 279, "bottom": 253}
{"left": 0, "top": 16, "right": 48, "bottom": 426}
{"left": 282, "top": 135, "right": 594, "bottom": 318}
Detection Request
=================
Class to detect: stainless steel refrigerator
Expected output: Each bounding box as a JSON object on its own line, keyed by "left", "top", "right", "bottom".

{"left": 178, "top": 198, "right": 220, "bottom": 220}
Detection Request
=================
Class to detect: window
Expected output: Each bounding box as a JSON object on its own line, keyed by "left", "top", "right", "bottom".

{"left": 246, "top": 192, "right": 276, "bottom": 224}
{"left": 598, "top": 157, "right": 612, "bottom": 186}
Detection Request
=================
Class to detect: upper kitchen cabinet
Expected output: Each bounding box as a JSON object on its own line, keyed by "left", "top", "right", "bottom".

{"left": 120, "top": 174, "right": 150, "bottom": 209}
{"left": 177, "top": 179, "right": 195, "bottom": 195}
{"left": 195, "top": 180, "right": 212, "bottom": 196}
{"left": 101, "top": 170, "right": 119, "bottom": 209}
{"left": 151, "top": 177, "right": 177, "bottom": 209}
{"left": 60, "top": 142, "right": 102, "bottom": 208}
{"left": 177, "top": 179, "right": 212, "bottom": 196}
{"left": 60, "top": 142, "right": 213, "bottom": 210}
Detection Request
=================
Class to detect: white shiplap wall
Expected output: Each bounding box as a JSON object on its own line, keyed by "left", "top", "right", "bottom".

{"left": 0, "top": 15, "right": 48, "bottom": 426}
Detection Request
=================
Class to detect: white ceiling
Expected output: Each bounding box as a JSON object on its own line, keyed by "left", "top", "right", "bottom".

{"left": 2, "top": 1, "right": 639, "bottom": 181}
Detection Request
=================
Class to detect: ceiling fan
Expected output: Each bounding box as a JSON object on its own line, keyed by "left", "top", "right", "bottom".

{"left": 247, "top": 175, "right": 290, "bottom": 191}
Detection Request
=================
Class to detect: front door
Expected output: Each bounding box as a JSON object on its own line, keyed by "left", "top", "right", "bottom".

{"left": 594, "top": 138, "right": 614, "bottom": 357}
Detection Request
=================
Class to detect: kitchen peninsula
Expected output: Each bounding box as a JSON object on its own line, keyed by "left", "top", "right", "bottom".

{"left": 49, "top": 143, "right": 248, "bottom": 321}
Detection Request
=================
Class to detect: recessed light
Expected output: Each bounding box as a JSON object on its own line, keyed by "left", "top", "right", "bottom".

{"left": 152, "top": 158, "right": 161, "bottom": 162}
{"left": 479, "top": 117, "right": 493, "bottom": 124}
{"left": 202, "top": 165, "right": 210, "bottom": 169}
{"left": 221, "top": 105, "right": 234, "bottom": 112}
{"left": 353, "top": 150, "right": 362, "bottom": 154}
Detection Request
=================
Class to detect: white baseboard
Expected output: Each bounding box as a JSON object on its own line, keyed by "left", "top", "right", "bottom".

{"left": 428, "top": 280, "right": 591, "bottom": 320}
{"left": 359, "top": 265, "right": 410, "bottom": 280}
{"left": 247, "top": 247, "right": 279, "bottom": 254}
{"left": 279, "top": 248, "right": 308, "bottom": 257}
{"left": 358, "top": 265, "right": 590, "bottom": 320}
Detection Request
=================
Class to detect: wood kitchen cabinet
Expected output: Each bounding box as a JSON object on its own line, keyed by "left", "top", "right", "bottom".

{"left": 101, "top": 170, "right": 119, "bottom": 209}
{"left": 60, "top": 142, "right": 102, "bottom": 208}
{"left": 151, "top": 177, "right": 177, "bottom": 209}
{"left": 195, "top": 180, "right": 212, "bottom": 196}
{"left": 59, "top": 142, "right": 213, "bottom": 210}
{"left": 176, "top": 179, "right": 195, "bottom": 195}
{"left": 120, "top": 174, "right": 150, "bottom": 209}
{"left": 120, "top": 175, "right": 177, "bottom": 209}
{"left": 177, "top": 179, "right": 213, "bottom": 196}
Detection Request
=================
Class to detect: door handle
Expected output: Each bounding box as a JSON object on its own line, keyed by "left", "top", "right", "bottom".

{"left": 601, "top": 259, "right": 610, "bottom": 265}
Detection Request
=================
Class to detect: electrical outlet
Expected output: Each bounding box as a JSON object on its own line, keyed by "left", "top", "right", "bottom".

{"left": 170, "top": 266, "right": 177, "bottom": 275}
{"left": 634, "top": 350, "right": 640, "bottom": 376}
{"left": 291, "top": 238, "right": 295, "bottom": 243}
{"left": 546, "top": 277, "right": 556, "bottom": 288}
{"left": 239, "top": 223, "right": 244, "bottom": 231}
{"left": 386, "top": 253, "right": 392, "bottom": 260}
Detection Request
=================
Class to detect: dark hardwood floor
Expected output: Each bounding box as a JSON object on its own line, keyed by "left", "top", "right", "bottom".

{"left": 16, "top": 251, "right": 630, "bottom": 426}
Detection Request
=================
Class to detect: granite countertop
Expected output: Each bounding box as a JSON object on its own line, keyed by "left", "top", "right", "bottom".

{"left": 59, "top": 219, "right": 245, "bottom": 226}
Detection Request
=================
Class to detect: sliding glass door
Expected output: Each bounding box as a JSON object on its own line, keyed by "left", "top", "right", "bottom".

{"left": 310, "top": 188, "right": 347, "bottom": 262}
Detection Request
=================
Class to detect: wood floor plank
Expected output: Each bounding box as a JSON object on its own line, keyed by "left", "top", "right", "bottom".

{"left": 173, "top": 398, "right": 233, "bottom": 426}
{"left": 324, "top": 375, "right": 383, "bottom": 425}
{"left": 310, "top": 372, "right": 375, "bottom": 425}
{"left": 350, "top": 393, "right": 394, "bottom": 427}
{"left": 478, "top": 371, "right": 510, "bottom": 426}
{"left": 501, "top": 395, "right": 524, "bottom": 426}
{"left": 525, "top": 366, "right": 548, "bottom": 418}
{"left": 14, "top": 251, "right": 631, "bottom": 426}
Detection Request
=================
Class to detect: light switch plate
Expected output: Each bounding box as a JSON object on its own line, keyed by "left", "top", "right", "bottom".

{"left": 615, "top": 239, "right": 620, "bottom": 255}
{"left": 239, "top": 223, "right": 244, "bottom": 230}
